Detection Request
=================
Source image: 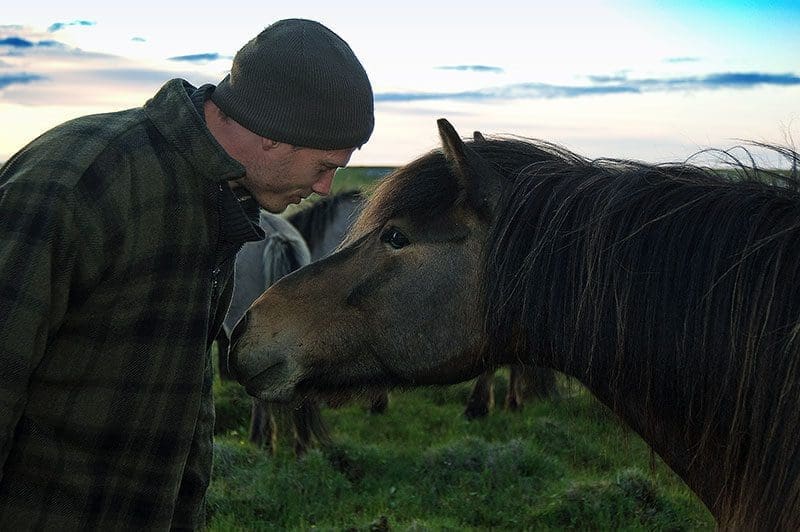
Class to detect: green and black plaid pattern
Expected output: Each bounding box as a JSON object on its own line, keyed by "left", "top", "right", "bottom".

{"left": 0, "top": 79, "right": 261, "bottom": 530}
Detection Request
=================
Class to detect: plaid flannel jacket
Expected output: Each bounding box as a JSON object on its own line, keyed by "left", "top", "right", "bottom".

{"left": 0, "top": 79, "right": 262, "bottom": 530}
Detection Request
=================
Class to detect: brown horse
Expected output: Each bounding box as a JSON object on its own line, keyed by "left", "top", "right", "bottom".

{"left": 231, "top": 119, "right": 800, "bottom": 529}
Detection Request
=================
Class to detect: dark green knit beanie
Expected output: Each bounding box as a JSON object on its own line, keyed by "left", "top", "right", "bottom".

{"left": 211, "top": 18, "right": 374, "bottom": 150}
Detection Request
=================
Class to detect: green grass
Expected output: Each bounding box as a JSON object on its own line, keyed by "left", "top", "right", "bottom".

{"left": 281, "top": 166, "right": 391, "bottom": 218}
{"left": 332, "top": 166, "right": 394, "bottom": 194}
{"left": 208, "top": 370, "right": 714, "bottom": 531}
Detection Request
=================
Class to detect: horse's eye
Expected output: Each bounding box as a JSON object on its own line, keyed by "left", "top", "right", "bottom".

{"left": 380, "top": 227, "right": 410, "bottom": 249}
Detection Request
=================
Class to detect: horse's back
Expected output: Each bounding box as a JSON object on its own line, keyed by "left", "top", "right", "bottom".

{"left": 288, "top": 191, "right": 365, "bottom": 260}
{"left": 314, "top": 194, "right": 363, "bottom": 259}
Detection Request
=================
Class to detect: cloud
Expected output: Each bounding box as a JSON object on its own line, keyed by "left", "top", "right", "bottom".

{"left": 665, "top": 56, "right": 701, "bottom": 63}
{"left": 168, "top": 53, "right": 229, "bottom": 63}
{"left": 132, "top": 37, "right": 146, "bottom": 43}
{"left": 376, "top": 71, "right": 800, "bottom": 103}
{"left": 699, "top": 72, "right": 800, "bottom": 87}
{"left": 0, "top": 27, "right": 221, "bottom": 107}
{"left": 84, "top": 67, "right": 196, "bottom": 84}
{"left": 436, "top": 65, "right": 504, "bottom": 74}
{"left": 627, "top": 72, "right": 800, "bottom": 91}
{"left": 375, "top": 83, "right": 637, "bottom": 102}
{"left": 47, "top": 20, "right": 96, "bottom": 33}
{"left": 0, "top": 30, "right": 130, "bottom": 61}
{"left": 0, "top": 36, "right": 68, "bottom": 54}
{"left": 2, "top": 22, "right": 797, "bottom": 112}
{"left": 0, "top": 72, "right": 45, "bottom": 89}
{"left": 588, "top": 74, "right": 629, "bottom": 83}
{"left": 0, "top": 37, "right": 34, "bottom": 48}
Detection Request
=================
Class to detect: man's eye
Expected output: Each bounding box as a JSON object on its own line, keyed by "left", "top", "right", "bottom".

{"left": 380, "top": 227, "right": 410, "bottom": 249}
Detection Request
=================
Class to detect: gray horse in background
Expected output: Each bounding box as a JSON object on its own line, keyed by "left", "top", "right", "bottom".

{"left": 227, "top": 215, "right": 311, "bottom": 342}
{"left": 218, "top": 212, "right": 310, "bottom": 379}
{"left": 217, "top": 211, "right": 325, "bottom": 455}
{"left": 288, "top": 189, "right": 365, "bottom": 261}
{"left": 218, "top": 191, "right": 370, "bottom": 455}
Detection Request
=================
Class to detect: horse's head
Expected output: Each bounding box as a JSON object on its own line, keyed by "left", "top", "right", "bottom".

{"left": 231, "top": 119, "right": 504, "bottom": 402}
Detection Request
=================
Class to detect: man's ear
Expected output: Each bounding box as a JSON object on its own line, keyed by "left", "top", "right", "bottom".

{"left": 261, "top": 137, "right": 281, "bottom": 151}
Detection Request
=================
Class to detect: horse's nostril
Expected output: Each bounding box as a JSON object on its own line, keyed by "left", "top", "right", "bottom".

{"left": 228, "top": 311, "right": 251, "bottom": 378}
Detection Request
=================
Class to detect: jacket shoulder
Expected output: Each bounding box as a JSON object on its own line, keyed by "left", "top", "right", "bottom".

{"left": 0, "top": 108, "right": 150, "bottom": 190}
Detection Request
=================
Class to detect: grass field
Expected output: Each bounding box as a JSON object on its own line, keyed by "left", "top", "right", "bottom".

{"left": 279, "top": 166, "right": 392, "bottom": 218}
{"left": 332, "top": 166, "right": 395, "bottom": 194}
{"left": 209, "top": 371, "right": 714, "bottom": 530}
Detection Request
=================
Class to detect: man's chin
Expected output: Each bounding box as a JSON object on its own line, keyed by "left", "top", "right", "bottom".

{"left": 261, "top": 204, "right": 284, "bottom": 214}
{"left": 255, "top": 196, "right": 287, "bottom": 214}
{"left": 251, "top": 192, "right": 305, "bottom": 213}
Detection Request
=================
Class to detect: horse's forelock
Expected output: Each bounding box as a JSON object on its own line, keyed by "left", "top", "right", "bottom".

{"left": 350, "top": 137, "right": 579, "bottom": 239}
{"left": 349, "top": 149, "right": 462, "bottom": 239}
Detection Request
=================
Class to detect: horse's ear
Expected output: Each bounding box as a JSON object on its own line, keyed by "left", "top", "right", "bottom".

{"left": 473, "top": 131, "right": 486, "bottom": 142}
{"left": 437, "top": 118, "right": 501, "bottom": 217}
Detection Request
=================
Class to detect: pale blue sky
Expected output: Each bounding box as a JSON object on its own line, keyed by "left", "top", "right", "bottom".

{"left": 2, "top": 1, "right": 799, "bottom": 166}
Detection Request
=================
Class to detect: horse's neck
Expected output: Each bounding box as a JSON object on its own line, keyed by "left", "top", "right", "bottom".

{"left": 549, "top": 356, "right": 726, "bottom": 517}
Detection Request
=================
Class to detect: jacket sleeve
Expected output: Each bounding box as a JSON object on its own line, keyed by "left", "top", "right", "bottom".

{"left": 0, "top": 181, "right": 77, "bottom": 480}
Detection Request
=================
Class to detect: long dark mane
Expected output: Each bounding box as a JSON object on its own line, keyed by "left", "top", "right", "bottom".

{"left": 483, "top": 140, "right": 800, "bottom": 528}
{"left": 355, "top": 136, "right": 800, "bottom": 528}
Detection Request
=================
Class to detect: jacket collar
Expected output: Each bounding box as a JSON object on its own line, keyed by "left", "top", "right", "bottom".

{"left": 144, "top": 78, "right": 245, "bottom": 183}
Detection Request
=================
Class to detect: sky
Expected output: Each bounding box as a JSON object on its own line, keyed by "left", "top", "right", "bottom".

{"left": 2, "top": 1, "right": 799, "bottom": 167}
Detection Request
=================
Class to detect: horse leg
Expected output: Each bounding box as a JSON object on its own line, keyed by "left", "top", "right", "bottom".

{"left": 292, "top": 402, "right": 312, "bottom": 457}
{"left": 525, "top": 365, "right": 560, "bottom": 401}
{"left": 249, "top": 399, "right": 277, "bottom": 455}
{"left": 505, "top": 364, "right": 525, "bottom": 411}
{"left": 368, "top": 389, "right": 390, "bottom": 414}
{"left": 505, "top": 364, "right": 561, "bottom": 412}
{"left": 464, "top": 370, "right": 495, "bottom": 420}
{"left": 292, "top": 400, "right": 329, "bottom": 457}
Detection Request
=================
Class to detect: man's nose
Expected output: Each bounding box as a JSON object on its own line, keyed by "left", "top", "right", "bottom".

{"left": 227, "top": 311, "right": 250, "bottom": 379}
{"left": 311, "top": 171, "right": 334, "bottom": 195}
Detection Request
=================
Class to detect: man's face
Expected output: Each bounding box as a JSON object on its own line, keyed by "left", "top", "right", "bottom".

{"left": 240, "top": 143, "right": 356, "bottom": 213}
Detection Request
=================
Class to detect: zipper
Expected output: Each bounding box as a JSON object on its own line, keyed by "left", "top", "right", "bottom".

{"left": 210, "top": 266, "right": 221, "bottom": 299}
{"left": 210, "top": 184, "right": 225, "bottom": 301}
{"left": 205, "top": 184, "right": 224, "bottom": 349}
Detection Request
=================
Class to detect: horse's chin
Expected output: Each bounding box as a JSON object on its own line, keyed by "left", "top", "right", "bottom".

{"left": 294, "top": 379, "right": 388, "bottom": 410}
{"left": 251, "top": 385, "right": 295, "bottom": 404}
{"left": 295, "top": 384, "right": 361, "bottom": 409}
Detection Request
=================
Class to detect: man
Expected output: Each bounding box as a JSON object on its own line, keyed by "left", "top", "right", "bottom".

{"left": 0, "top": 18, "right": 373, "bottom": 530}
